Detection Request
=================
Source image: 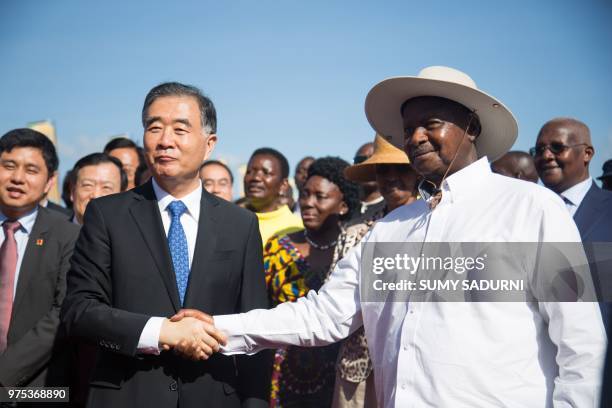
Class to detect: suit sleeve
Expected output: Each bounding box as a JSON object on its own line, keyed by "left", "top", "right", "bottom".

{"left": 61, "top": 200, "right": 151, "bottom": 357}
{"left": 235, "top": 215, "right": 273, "bottom": 408}
{"left": 0, "top": 224, "right": 78, "bottom": 386}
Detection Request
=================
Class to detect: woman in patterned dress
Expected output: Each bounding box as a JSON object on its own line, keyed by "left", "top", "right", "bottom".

{"left": 264, "top": 157, "right": 361, "bottom": 408}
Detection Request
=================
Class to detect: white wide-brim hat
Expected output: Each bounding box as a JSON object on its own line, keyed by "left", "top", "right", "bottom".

{"left": 364, "top": 66, "right": 518, "bottom": 162}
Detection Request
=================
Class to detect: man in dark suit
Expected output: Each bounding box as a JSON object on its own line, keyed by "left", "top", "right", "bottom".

{"left": 0, "top": 128, "right": 80, "bottom": 388}
{"left": 62, "top": 82, "right": 271, "bottom": 408}
{"left": 533, "top": 117, "right": 612, "bottom": 331}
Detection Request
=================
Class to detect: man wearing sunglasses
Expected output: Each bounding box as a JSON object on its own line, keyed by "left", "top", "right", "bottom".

{"left": 533, "top": 117, "right": 612, "bottom": 336}
{"left": 533, "top": 117, "right": 612, "bottom": 242}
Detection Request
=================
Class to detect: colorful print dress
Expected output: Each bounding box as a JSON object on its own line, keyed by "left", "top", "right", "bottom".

{"left": 264, "top": 234, "right": 341, "bottom": 408}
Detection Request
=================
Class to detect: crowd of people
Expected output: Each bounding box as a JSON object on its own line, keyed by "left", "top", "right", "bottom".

{"left": 0, "top": 66, "right": 611, "bottom": 408}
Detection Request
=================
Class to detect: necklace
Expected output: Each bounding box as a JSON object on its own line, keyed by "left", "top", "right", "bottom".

{"left": 303, "top": 230, "right": 337, "bottom": 250}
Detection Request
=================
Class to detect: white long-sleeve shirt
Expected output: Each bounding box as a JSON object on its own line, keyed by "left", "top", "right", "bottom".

{"left": 215, "top": 157, "right": 606, "bottom": 408}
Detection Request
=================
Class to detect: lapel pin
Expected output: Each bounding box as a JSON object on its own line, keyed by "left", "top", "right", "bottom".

{"left": 36, "top": 238, "right": 44, "bottom": 246}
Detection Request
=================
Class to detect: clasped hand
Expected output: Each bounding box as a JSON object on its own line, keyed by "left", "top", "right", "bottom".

{"left": 158, "top": 309, "right": 227, "bottom": 361}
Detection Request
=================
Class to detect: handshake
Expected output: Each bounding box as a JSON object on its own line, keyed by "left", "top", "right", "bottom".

{"left": 158, "top": 309, "right": 228, "bottom": 361}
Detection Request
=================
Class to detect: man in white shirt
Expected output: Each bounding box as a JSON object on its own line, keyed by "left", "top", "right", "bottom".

{"left": 178, "top": 67, "right": 607, "bottom": 407}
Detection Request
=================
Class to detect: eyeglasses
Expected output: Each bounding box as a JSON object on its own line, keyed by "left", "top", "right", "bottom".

{"left": 353, "top": 155, "right": 369, "bottom": 164}
{"left": 529, "top": 143, "right": 589, "bottom": 157}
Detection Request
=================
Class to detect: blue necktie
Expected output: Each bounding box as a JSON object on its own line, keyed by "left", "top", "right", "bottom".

{"left": 167, "top": 200, "right": 189, "bottom": 305}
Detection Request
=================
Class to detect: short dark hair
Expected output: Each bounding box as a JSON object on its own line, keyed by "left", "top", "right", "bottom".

{"left": 0, "top": 128, "right": 58, "bottom": 176}
{"left": 307, "top": 156, "right": 360, "bottom": 221}
{"left": 103, "top": 137, "right": 138, "bottom": 154}
{"left": 249, "top": 147, "right": 290, "bottom": 179}
{"left": 72, "top": 153, "right": 128, "bottom": 191}
{"left": 200, "top": 160, "right": 234, "bottom": 184}
{"left": 142, "top": 82, "right": 217, "bottom": 134}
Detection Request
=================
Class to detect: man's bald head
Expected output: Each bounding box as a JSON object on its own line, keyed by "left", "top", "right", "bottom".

{"left": 534, "top": 117, "right": 594, "bottom": 194}
{"left": 491, "top": 151, "right": 539, "bottom": 183}
{"left": 539, "top": 118, "right": 592, "bottom": 145}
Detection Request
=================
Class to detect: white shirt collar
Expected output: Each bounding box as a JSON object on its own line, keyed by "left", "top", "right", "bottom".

{"left": 438, "top": 156, "right": 491, "bottom": 204}
{"left": 0, "top": 206, "right": 39, "bottom": 234}
{"left": 151, "top": 177, "right": 202, "bottom": 222}
{"left": 560, "top": 177, "right": 592, "bottom": 208}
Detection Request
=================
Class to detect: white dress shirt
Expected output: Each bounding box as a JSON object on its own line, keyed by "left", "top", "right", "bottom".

{"left": 0, "top": 208, "right": 38, "bottom": 297}
{"left": 215, "top": 158, "right": 606, "bottom": 408}
{"left": 137, "top": 178, "right": 202, "bottom": 352}
{"left": 560, "top": 177, "right": 593, "bottom": 217}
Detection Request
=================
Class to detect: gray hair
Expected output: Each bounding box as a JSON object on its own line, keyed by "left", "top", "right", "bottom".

{"left": 142, "top": 82, "right": 217, "bottom": 135}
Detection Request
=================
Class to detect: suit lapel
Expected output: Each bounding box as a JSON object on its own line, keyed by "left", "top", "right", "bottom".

{"left": 11, "top": 208, "right": 51, "bottom": 316}
{"left": 574, "top": 184, "right": 609, "bottom": 240}
{"left": 183, "top": 190, "right": 220, "bottom": 307}
{"left": 129, "top": 181, "right": 181, "bottom": 311}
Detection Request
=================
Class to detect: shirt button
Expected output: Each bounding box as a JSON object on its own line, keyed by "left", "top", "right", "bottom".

{"left": 403, "top": 345, "right": 408, "bottom": 351}
{"left": 401, "top": 383, "right": 407, "bottom": 390}
{"left": 409, "top": 309, "right": 414, "bottom": 314}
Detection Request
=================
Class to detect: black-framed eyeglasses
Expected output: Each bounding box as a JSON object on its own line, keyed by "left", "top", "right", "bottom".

{"left": 353, "top": 155, "right": 369, "bottom": 164}
{"left": 529, "top": 143, "right": 589, "bottom": 157}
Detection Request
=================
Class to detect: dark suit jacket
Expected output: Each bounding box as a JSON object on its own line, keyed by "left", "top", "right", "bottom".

{"left": 574, "top": 183, "right": 612, "bottom": 242}
{"left": 573, "top": 183, "right": 612, "bottom": 324}
{"left": 46, "top": 201, "right": 73, "bottom": 220}
{"left": 573, "top": 183, "right": 612, "bottom": 406}
{"left": 0, "top": 207, "right": 80, "bottom": 387}
{"left": 61, "top": 181, "right": 271, "bottom": 408}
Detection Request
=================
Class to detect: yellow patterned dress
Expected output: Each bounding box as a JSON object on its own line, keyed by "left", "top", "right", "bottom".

{"left": 264, "top": 234, "right": 341, "bottom": 408}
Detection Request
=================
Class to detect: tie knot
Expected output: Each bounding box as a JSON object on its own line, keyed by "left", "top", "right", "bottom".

{"left": 2, "top": 220, "right": 21, "bottom": 234}
{"left": 167, "top": 200, "right": 187, "bottom": 218}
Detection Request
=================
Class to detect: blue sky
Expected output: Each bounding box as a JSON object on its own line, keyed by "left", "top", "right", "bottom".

{"left": 1, "top": 0, "right": 610, "bottom": 194}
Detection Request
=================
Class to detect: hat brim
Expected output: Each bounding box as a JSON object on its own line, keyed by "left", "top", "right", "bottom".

{"left": 365, "top": 76, "right": 518, "bottom": 162}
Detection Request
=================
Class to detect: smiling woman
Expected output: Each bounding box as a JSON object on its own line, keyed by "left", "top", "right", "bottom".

{"left": 244, "top": 147, "right": 303, "bottom": 246}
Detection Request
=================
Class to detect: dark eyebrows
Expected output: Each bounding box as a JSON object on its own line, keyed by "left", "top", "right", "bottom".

{"left": 144, "top": 116, "right": 193, "bottom": 128}
{"left": 144, "top": 116, "right": 161, "bottom": 128}
{"left": 173, "top": 118, "right": 192, "bottom": 127}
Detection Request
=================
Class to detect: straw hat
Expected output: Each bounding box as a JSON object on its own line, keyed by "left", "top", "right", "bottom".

{"left": 364, "top": 66, "right": 518, "bottom": 161}
{"left": 344, "top": 134, "right": 411, "bottom": 182}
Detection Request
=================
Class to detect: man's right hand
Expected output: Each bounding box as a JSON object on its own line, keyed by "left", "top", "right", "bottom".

{"left": 158, "top": 316, "right": 226, "bottom": 360}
